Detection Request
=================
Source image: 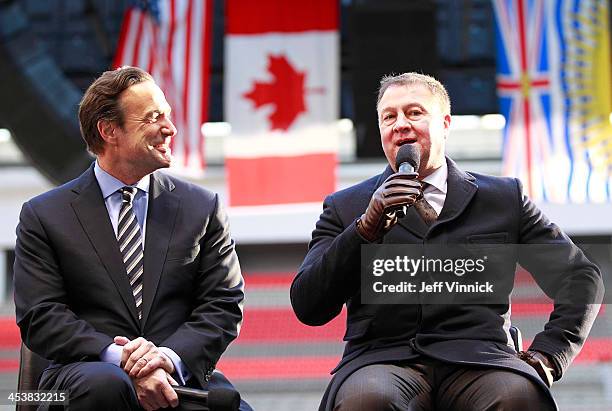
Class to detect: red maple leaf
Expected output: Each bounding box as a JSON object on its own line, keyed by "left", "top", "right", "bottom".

{"left": 243, "top": 54, "right": 307, "bottom": 131}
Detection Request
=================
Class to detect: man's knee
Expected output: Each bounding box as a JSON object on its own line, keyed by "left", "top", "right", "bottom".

{"left": 466, "top": 370, "right": 554, "bottom": 411}
{"left": 333, "top": 364, "right": 429, "bottom": 411}
{"left": 495, "top": 372, "right": 553, "bottom": 409}
{"left": 59, "top": 362, "right": 138, "bottom": 409}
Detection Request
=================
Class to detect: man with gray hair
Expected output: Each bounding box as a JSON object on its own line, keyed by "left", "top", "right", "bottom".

{"left": 291, "top": 72, "right": 603, "bottom": 410}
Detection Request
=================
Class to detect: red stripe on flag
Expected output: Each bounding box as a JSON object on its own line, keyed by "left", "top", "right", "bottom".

{"left": 113, "top": 9, "right": 133, "bottom": 67}
{"left": 226, "top": 0, "right": 338, "bottom": 34}
{"left": 167, "top": 0, "right": 177, "bottom": 154}
{"left": 132, "top": 11, "right": 146, "bottom": 66}
{"left": 516, "top": 0, "right": 534, "bottom": 196}
{"left": 200, "top": 0, "right": 213, "bottom": 169}
{"left": 147, "top": 23, "right": 156, "bottom": 74}
{"left": 181, "top": 0, "right": 193, "bottom": 166}
{"left": 226, "top": 153, "right": 336, "bottom": 206}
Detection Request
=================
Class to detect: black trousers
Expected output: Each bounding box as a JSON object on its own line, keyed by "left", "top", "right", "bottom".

{"left": 38, "top": 361, "right": 253, "bottom": 411}
{"left": 333, "top": 358, "right": 555, "bottom": 411}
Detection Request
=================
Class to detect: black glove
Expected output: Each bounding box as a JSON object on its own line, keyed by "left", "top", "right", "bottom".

{"left": 518, "top": 350, "right": 557, "bottom": 387}
{"left": 356, "top": 172, "right": 421, "bottom": 242}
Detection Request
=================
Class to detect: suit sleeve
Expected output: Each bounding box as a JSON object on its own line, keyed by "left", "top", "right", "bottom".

{"left": 14, "top": 201, "right": 114, "bottom": 363}
{"left": 290, "top": 195, "right": 367, "bottom": 326}
{"left": 160, "top": 195, "right": 244, "bottom": 387}
{"left": 516, "top": 180, "right": 604, "bottom": 378}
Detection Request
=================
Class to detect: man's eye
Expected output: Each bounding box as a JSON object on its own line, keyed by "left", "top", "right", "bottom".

{"left": 408, "top": 110, "right": 423, "bottom": 118}
{"left": 383, "top": 114, "right": 395, "bottom": 121}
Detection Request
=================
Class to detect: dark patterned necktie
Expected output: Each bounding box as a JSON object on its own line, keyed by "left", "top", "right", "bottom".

{"left": 414, "top": 183, "right": 438, "bottom": 225}
{"left": 117, "top": 187, "right": 144, "bottom": 320}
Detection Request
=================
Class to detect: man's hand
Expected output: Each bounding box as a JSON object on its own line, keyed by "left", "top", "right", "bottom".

{"left": 357, "top": 172, "right": 421, "bottom": 242}
{"left": 115, "top": 336, "right": 175, "bottom": 378}
{"left": 133, "top": 367, "right": 179, "bottom": 411}
{"left": 518, "top": 350, "right": 556, "bottom": 387}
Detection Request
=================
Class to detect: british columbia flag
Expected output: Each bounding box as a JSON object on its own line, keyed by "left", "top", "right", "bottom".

{"left": 493, "top": 0, "right": 612, "bottom": 203}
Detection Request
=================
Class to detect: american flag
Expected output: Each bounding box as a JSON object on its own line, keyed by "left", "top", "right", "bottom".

{"left": 113, "top": 0, "right": 212, "bottom": 172}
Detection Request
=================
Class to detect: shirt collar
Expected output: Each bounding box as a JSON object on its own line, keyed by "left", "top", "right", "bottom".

{"left": 94, "top": 161, "right": 151, "bottom": 199}
{"left": 422, "top": 160, "right": 448, "bottom": 194}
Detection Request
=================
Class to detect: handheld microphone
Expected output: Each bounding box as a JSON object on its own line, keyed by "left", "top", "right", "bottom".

{"left": 394, "top": 144, "right": 420, "bottom": 218}
{"left": 173, "top": 386, "right": 240, "bottom": 411}
{"left": 396, "top": 143, "right": 420, "bottom": 175}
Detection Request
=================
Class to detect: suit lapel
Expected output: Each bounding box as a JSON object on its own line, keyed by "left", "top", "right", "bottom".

{"left": 435, "top": 157, "right": 477, "bottom": 227}
{"left": 70, "top": 166, "right": 140, "bottom": 325}
{"left": 141, "top": 172, "right": 180, "bottom": 328}
{"left": 397, "top": 206, "right": 430, "bottom": 238}
{"left": 396, "top": 157, "right": 477, "bottom": 237}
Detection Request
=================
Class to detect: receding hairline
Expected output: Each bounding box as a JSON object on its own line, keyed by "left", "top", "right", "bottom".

{"left": 376, "top": 73, "right": 451, "bottom": 115}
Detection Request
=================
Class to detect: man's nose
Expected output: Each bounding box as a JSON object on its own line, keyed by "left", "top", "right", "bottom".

{"left": 162, "top": 118, "right": 177, "bottom": 137}
{"left": 392, "top": 113, "right": 411, "bottom": 132}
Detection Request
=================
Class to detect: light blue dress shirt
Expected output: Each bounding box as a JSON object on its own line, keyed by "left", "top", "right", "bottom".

{"left": 94, "top": 162, "right": 190, "bottom": 384}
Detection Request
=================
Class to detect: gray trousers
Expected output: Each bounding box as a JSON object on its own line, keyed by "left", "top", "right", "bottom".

{"left": 333, "top": 358, "right": 554, "bottom": 411}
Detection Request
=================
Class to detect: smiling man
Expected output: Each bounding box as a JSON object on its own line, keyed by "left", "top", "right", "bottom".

{"left": 14, "top": 67, "right": 251, "bottom": 410}
{"left": 291, "top": 72, "right": 603, "bottom": 411}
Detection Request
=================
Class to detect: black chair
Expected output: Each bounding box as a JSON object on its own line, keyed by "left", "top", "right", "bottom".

{"left": 16, "top": 343, "right": 50, "bottom": 411}
{"left": 510, "top": 325, "right": 523, "bottom": 351}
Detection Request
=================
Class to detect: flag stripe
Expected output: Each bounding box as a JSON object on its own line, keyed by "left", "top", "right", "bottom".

{"left": 200, "top": 0, "right": 213, "bottom": 168}
{"left": 113, "top": 9, "right": 133, "bottom": 68}
{"left": 226, "top": 0, "right": 338, "bottom": 34}
{"left": 181, "top": 0, "right": 193, "bottom": 166}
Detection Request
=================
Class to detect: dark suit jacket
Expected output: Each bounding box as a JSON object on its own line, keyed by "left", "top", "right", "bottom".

{"left": 291, "top": 158, "right": 604, "bottom": 410}
{"left": 14, "top": 165, "right": 244, "bottom": 388}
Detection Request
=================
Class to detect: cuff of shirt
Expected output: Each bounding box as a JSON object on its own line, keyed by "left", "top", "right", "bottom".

{"left": 159, "top": 347, "right": 192, "bottom": 385}
{"left": 100, "top": 343, "right": 122, "bottom": 367}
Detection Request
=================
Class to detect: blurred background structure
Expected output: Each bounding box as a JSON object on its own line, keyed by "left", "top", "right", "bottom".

{"left": 0, "top": 0, "right": 611, "bottom": 409}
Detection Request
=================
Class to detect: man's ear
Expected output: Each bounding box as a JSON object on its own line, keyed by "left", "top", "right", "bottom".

{"left": 443, "top": 114, "right": 451, "bottom": 139}
{"left": 97, "top": 119, "right": 117, "bottom": 145}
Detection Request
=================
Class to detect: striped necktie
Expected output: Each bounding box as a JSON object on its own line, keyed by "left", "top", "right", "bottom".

{"left": 414, "top": 182, "right": 438, "bottom": 225}
{"left": 117, "top": 187, "right": 144, "bottom": 320}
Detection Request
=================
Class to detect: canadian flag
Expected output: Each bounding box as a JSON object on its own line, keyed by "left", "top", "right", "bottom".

{"left": 224, "top": 0, "right": 339, "bottom": 206}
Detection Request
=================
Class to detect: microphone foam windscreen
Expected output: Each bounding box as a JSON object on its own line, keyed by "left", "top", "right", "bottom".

{"left": 208, "top": 388, "right": 241, "bottom": 411}
{"left": 395, "top": 144, "right": 420, "bottom": 171}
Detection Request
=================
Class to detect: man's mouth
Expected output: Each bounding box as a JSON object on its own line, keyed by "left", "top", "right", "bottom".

{"left": 397, "top": 138, "right": 417, "bottom": 146}
{"left": 154, "top": 143, "right": 168, "bottom": 153}
{"left": 149, "top": 142, "right": 172, "bottom": 158}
